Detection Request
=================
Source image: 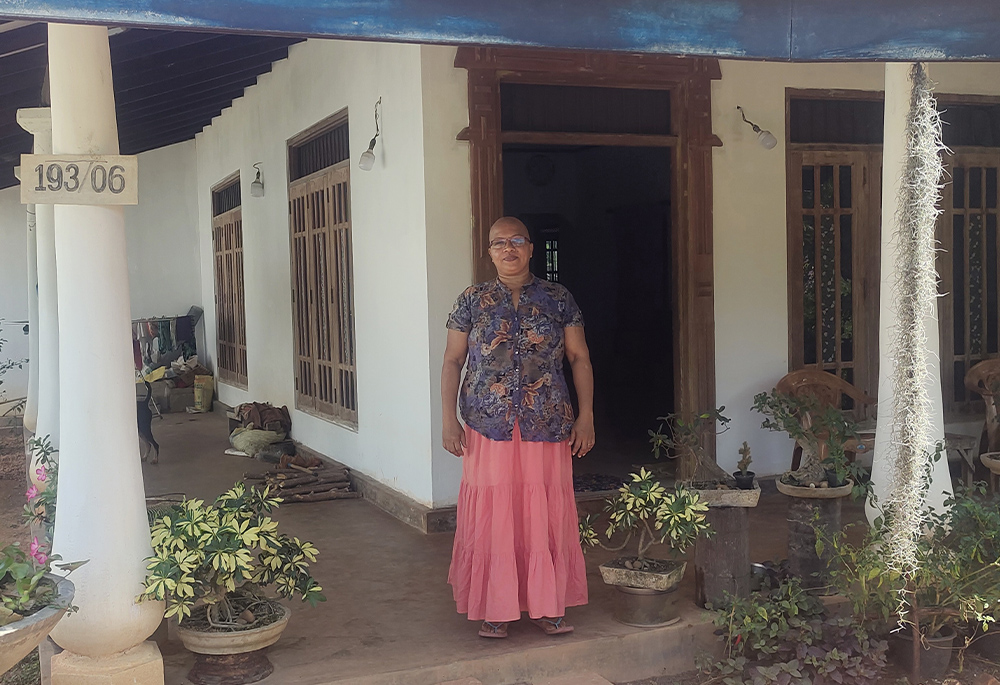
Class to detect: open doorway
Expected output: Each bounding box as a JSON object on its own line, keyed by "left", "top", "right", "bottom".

{"left": 504, "top": 145, "right": 673, "bottom": 478}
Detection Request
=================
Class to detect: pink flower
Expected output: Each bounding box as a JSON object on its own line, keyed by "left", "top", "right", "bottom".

{"left": 25, "top": 485, "right": 39, "bottom": 501}
{"left": 35, "top": 466, "right": 47, "bottom": 482}
{"left": 29, "top": 537, "right": 48, "bottom": 566}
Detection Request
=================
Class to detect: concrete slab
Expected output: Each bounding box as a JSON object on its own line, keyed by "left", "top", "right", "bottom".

{"left": 534, "top": 673, "right": 612, "bottom": 685}
{"left": 138, "top": 411, "right": 867, "bottom": 685}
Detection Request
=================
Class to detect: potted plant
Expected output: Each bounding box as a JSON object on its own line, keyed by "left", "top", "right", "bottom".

{"left": 649, "top": 407, "right": 732, "bottom": 484}
{"left": 752, "top": 390, "right": 858, "bottom": 492}
{"left": 733, "top": 441, "right": 755, "bottom": 490}
{"left": 0, "top": 538, "right": 81, "bottom": 676}
{"left": 139, "top": 481, "right": 325, "bottom": 685}
{"left": 579, "top": 468, "right": 712, "bottom": 627}
{"left": 822, "top": 483, "right": 1000, "bottom": 683}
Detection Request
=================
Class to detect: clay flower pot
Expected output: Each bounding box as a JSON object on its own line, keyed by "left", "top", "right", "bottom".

{"left": 176, "top": 602, "right": 290, "bottom": 685}
{"left": 0, "top": 575, "right": 74, "bottom": 676}
{"left": 888, "top": 625, "right": 956, "bottom": 683}
{"left": 733, "top": 471, "right": 756, "bottom": 490}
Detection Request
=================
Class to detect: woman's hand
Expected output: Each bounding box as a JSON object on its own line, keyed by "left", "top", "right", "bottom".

{"left": 443, "top": 417, "right": 467, "bottom": 457}
{"left": 570, "top": 414, "right": 595, "bottom": 457}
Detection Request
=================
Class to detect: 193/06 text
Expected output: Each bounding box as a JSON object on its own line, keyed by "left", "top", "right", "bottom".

{"left": 20, "top": 154, "right": 138, "bottom": 205}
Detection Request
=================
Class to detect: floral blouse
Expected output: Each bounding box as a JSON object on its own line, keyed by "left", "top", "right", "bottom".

{"left": 447, "top": 276, "right": 584, "bottom": 442}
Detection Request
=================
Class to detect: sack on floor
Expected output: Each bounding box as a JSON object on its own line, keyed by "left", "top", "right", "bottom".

{"left": 193, "top": 374, "right": 214, "bottom": 413}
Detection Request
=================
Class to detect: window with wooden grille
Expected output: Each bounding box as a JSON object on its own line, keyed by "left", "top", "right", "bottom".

{"left": 938, "top": 151, "right": 1000, "bottom": 414}
{"left": 212, "top": 176, "right": 248, "bottom": 388}
{"left": 288, "top": 118, "right": 357, "bottom": 427}
{"left": 787, "top": 150, "right": 882, "bottom": 414}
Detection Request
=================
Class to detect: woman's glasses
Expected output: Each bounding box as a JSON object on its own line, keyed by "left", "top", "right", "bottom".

{"left": 489, "top": 236, "right": 531, "bottom": 251}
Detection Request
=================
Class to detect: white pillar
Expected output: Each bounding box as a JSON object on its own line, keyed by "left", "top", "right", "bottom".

{"left": 45, "top": 24, "right": 163, "bottom": 682}
{"left": 23, "top": 201, "right": 38, "bottom": 435}
{"left": 17, "top": 108, "right": 59, "bottom": 488}
{"left": 869, "top": 63, "right": 952, "bottom": 524}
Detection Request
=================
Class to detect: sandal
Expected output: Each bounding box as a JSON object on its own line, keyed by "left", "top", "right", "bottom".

{"left": 478, "top": 621, "right": 508, "bottom": 639}
{"left": 531, "top": 617, "right": 574, "bottom": 635}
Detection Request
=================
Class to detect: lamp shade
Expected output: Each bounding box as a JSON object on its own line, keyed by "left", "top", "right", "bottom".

{"left": 757, "top": 130, "right": 778, "bottom": 150}
{"left": 358, "top": 148, "right": 376, "bottom": 171}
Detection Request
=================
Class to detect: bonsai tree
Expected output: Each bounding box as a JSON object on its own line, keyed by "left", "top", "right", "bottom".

{"left": 580, "top": 467, "right": 712, "bottom": 571}
{"left": 139, "top": 481, "right": 325, "bottom": 627}
{"left": 649, "top": 407, "right": 732, "bottom": 484}
{"left": 736, "top": 441, "right": 753, "bottom": 477}
{"left": 752, "top": 390, "right": 857, "bottom": 487}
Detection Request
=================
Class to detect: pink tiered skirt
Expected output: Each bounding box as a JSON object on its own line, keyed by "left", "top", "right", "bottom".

{"left": 448, "top": 423, "right": 589, "bottom": 622}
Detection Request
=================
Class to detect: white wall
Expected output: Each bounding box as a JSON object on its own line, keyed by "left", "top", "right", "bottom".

{"left": 420, "top": 45, "right": 472, "bottom": 506}
{"left": 0, "top": 186, "right": 29, "bottom": 407}
{"left": 195, "top": 39, "right": 463, "bottom": 507}
{"left": 711, "top": 60, "right": 1000, "bottom": 477}
{"left": 0, "top": 141, "right": 203, "bottom": 409}
{"left": 124, "top": 141, "right": 201, "bottom": 321}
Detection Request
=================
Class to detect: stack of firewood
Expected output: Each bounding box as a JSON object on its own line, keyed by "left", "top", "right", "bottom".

{"left": 244, "top": 463, "right": 359, "bottom": 503}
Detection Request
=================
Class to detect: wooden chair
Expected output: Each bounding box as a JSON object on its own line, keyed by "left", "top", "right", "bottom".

{"left": 965, "top": 360, "right": 1000, "bottom": 489}
{"left": 775, "top": 369, "right": 877, "bottom": 471}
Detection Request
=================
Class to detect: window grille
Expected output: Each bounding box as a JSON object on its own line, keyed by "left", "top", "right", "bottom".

{"left": 287, "top": 128, "right": 357, "bottom": 426}
{"left": 212, "top": 178, "right": 248, "bottom": 388}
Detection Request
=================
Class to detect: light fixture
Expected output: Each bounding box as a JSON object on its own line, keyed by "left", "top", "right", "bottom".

{"left": 358, "top": 97, "right": 382, "bottom": 171}
{"left": 250, "top": 162, "right": 264, "bottom": 197}
{"left": 737, "top": 106, "right": 778, "bottom": 150}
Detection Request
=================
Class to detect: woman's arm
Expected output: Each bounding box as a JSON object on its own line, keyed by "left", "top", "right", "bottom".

{"left": 565, "top": 326, "right": 595, "bottom": 457}
{"left": 441, "top": 328, "right": 470, "bottom": 457}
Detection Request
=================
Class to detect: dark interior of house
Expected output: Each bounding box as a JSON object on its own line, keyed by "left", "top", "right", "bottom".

{"left": 503, "top": 144, "right": 673, "bottom": 478}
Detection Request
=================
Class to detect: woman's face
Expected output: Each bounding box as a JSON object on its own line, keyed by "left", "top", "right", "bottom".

{"left": 489, "top": 222, "right": 534, "bottom": 279}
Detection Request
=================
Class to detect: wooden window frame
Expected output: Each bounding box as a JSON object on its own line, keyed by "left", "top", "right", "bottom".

{"left": 287, "top": 113, "right": 358, "bottom": 429}
{"left": 211, "top": 171, "right": 248, "bottom": 389}
{"left": 455, "top": 48, "right": 721, "bottom": 432}
{"left": 785, "top": 90, "right": 884, "bottom": 418}
{"left": 938, "top": 147, "right": 1000, "bottom": 416}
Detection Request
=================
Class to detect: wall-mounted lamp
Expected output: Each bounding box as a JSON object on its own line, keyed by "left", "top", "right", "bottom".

{"left": 250, "top": 162, "right": 265, "bottom": 197}
{"left": 737, "top": 106, "right": 777, "bottom": 150}
{"left": 358, "top": 97, "right": 382, "bottom": 172}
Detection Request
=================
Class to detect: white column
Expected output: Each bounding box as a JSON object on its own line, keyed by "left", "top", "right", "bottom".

{"left": 869, "top": 63, "right": 952, "bottom": 524}
{"left": 17, "top": 108, "right": 59, "bottom": 487}
{"left": 46, "top": 23, "right": 163, "bottom": 681}
{"left": 22, "top": 201, "right": 38, "bottom": 435}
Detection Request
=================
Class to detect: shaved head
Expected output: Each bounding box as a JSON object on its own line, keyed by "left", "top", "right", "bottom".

{"left": 489, "top": 217, "right": 530, "bottom": 241}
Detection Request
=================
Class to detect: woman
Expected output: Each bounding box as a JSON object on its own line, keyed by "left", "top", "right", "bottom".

{"left": 442, "top": 216, "right": 595, "bottom": 639}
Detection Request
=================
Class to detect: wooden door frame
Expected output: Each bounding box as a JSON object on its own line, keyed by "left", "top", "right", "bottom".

{"left": 455, "top": 47, "right": 721, "bottom": 430}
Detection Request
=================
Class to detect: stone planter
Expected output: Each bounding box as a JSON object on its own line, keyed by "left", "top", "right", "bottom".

{"left": 693, "top": 482, "right": 759, "bottom": 608}
{"left": 0, "top": 575, "right": 74, "bottom": 676}
{"left": 693, "top": 481, "right": 761, "bottom": 508}
{"left": 599, "top": 558, "right": 686, "bottom": 627}
{"left": 777, "top": 479, "right": 852, "bottom": 594}
{"left": 177, "top": 602, "right": 290, "bottom": 685}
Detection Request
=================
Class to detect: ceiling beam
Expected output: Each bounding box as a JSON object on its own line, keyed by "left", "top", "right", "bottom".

{"left": 114, "top": 82, "right": 252, "bottom": 120}
{"left": 116, "top": 64, "right": 271, "bottom": 108}
{"left": 0, "top": 66, "right": 44, "bottom": 95}
{"left": 0, "top": 44, "right": 45, "bottom": 76}
{"left": 110, "top": 31, "right": 223, "bottom": 63}
{"left": 119, "top": 100, "right": 234, "bottom": 131}
{"left": 0, "top": 23, "right": 46, "bottom": 58}
{"left": 115, "top": 49, "right": 284, "bottom": 102}
{"left": 122, "top": 129, "right": 201, "bottom": 156}
{"left": 114, "top": 37, "right": 297, "bottom": 90}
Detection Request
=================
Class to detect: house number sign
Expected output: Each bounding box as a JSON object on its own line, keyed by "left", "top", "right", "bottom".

{"left": 20, "top": 154, "right": 138, "bottom": 205}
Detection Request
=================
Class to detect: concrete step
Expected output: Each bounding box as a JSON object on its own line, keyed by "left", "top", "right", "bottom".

{"left": 326, "top": 607, "right": 715, "bottom": 685}
{"left": 533, "top": 673, "right": 613, "bottom": 685}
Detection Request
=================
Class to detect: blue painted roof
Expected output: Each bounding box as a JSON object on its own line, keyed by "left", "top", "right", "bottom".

{"left": 0, "top": 0, "right": 998, "bottom": 61}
